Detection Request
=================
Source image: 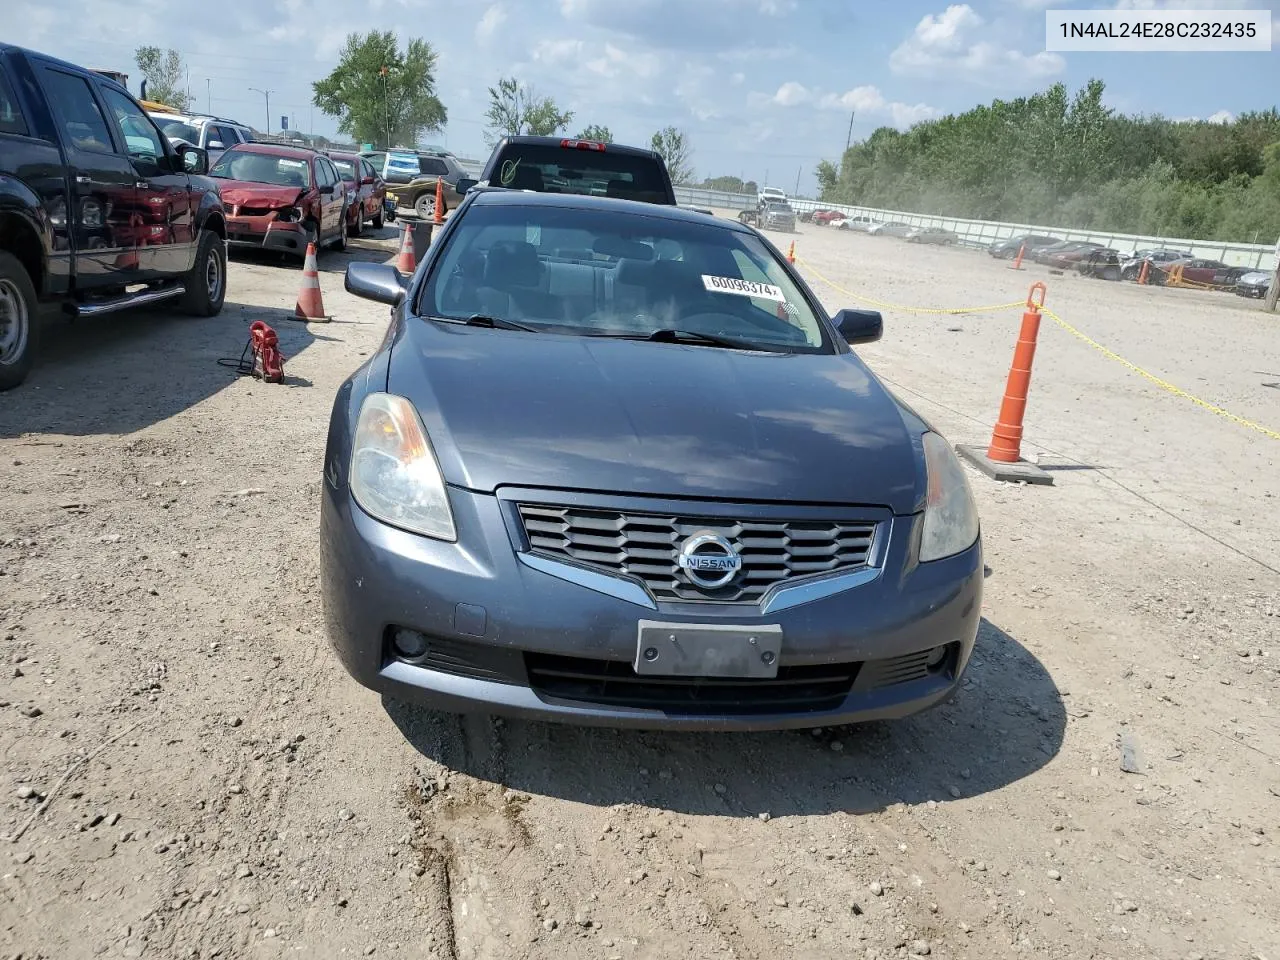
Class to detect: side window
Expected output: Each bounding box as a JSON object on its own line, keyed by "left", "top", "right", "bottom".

{"left": 316, "top": 159, "right": 335, "bottom": 188}
{"left": 364, "top": 153, "right": 386, "bottom": 176}
{"left": 419, "top": 158, "right": 447, "bottom": 176}
{"left": 39, "top": 68, "right": 114, "bottom": 153}
{"left": 362, "top": 159, "right": 377, "bottom": 181}
{"left": 209, "top": 125, "right": 233, "bottom": 147}
{"left": 100, "top": 87, "right": 166, "bottom": 171}
{"left": 0, "top": 70, "right": 29, "bottom": 136}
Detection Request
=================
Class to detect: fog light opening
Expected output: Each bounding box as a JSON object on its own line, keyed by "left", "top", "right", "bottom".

{"left": 925, "top": 644, "right": 950, "bottom": 673}
{"left": 392, "top": 628, "right": 430, "bottom": 662}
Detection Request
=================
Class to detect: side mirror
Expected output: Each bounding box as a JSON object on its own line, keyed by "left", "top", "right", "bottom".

{"left": 207, "top": 140, "right": 225, "bottom": 150}
{"left": 455, "top": 177, "right": 477, "bottom": 195}
{"left": 833, "top": 308, "right": 882, "bottom": 345}
{"left": 361, "top": 176, "right": 375, "bottom": 185}
{"left": 345, "top": 262, "right": 407, "bottom": 306}
{"left": 179, "top": 144, "right": 209, "bottom": 175}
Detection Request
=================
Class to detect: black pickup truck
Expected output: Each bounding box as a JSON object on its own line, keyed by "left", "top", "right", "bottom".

{"left": 455, "top": 136, "right": 677, "bottom": 205}
{"left": 0, "top": 44, "right": 227, "bottom": 390}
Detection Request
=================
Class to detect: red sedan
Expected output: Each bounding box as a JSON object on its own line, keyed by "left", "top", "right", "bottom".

{"left": 329, "top": 152, "right": 388, "bottom": 236}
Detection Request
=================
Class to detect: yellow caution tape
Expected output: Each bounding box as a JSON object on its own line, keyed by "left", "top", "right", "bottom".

{"left": 795, "top": 258, "right": 1280, "bottom": 442}
{"left": 1041, "top": 308, "right": 1280, "bottom": 442}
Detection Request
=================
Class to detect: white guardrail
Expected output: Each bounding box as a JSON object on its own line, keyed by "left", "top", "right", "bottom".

{"left": 671, "top": 186, "right": 1278, "bottom": 271}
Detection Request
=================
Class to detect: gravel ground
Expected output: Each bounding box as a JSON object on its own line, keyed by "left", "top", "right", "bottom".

{"left": 1, "top": 216, "right": 1277, "bottom": 960}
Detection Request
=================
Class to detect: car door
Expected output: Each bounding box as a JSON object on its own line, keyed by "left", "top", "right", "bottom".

{"left": 97, "top": 84, "right": 194, "bottom": 277}
{"left": 34, "top": 63, "right": 140, "bottom": 288}
{"left": 314, "top": 157, "right": 341, "bottom": 239}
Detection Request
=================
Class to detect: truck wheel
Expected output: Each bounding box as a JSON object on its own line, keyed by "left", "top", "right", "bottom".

{"left": 332, "top": 208, "right": 348, "bottom": 252}
{"left": 0, "top": 251, "right": 38, "bottom": 390}
{"left": 179, "top": 230, "right": 227, "bottom": 317}
{"left": 373, "top": 203, "right": 385, "bottom": 229}
{"left": 414, "top": 192, "right": 436, "bottom": 220}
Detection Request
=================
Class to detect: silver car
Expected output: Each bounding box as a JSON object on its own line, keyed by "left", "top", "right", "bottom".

{"left": 761, "top": 202, "right": 796, "bottom": 232}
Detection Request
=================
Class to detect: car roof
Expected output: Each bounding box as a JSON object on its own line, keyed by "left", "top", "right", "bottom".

{"left": 467, "top": 188, "right": 753, "bottom": 233}
{"left": 227, "top": 142, "right": 318, "bottom": 161}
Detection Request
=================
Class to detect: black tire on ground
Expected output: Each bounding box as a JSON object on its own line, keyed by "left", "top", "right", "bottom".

{"left": 373, "top": 204, "right": 384, "bottom": 229}
{"left": 179, "top": 230, "right": 227, "bottom": 317}
{"left": 301, "top": 221, "right": 319, "bottom": 262}
{"left": 348, "top": 211, "right": 363, "bottom": 238}
{"left": 0, "top": 250, "right": 39, "bottom": 391}
{"left": 332, "top": 209, "right": 348, "bottom": 252}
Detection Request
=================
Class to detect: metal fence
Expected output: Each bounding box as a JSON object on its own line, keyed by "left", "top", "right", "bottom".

{"left": 672, "top": 188, "right": 1277, "bottom": 271}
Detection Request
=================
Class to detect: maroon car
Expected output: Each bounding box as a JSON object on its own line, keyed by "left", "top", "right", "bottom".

{"left": 329, "top": 151, "right": 387, "bottom": 236}
{"left": 209, "top": 143, "right": 348, "bottom": 261}
{"left": 812, "top": 209, "right": 845, "bottom": 225}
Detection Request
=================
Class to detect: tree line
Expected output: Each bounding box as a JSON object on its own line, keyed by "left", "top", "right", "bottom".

{"left": 815, "top": 79, "right": 1280, "bottom": 245}
{"left": 133, "top": 33, "right": 698, "bottom": 182}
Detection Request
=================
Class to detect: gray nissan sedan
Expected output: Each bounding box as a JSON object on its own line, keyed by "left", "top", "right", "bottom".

{"left": 322, "top": 188, "right": 982, "bottom": 730}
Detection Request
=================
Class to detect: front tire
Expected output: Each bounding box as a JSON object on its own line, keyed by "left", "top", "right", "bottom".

{"left": 332, "top": 208, "right": 348, "bottom": 252}
{"left": 0, "top": 251, "right": 39, "bottom": 391}
{"left": 179, "top": 230, "right": 227, "bottom": 317}
{"left": 414, "top": 192, "right": 435, "bottom": 220}
{"left": 373, "top": 204, "right": 385, "bottom": 229}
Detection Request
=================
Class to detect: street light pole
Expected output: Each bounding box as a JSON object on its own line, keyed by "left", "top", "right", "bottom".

{"left": 206, "top": 78, "right": 211, "bottom": 114}
{"left": 249, "top": 87, "right": 274, "bottom": 134}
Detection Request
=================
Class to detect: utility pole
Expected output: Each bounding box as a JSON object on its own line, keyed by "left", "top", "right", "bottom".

{"left": 249, "top": 87, "right": 274, "bottom": 134}
{"left": 845, "top": 109, "right": 856, "bottom": 153}
{"left": 794, "top": 166, "right": 801, "bottom": 197}
{"left": 206, "top": 78, "right": 211, "bottom": 114}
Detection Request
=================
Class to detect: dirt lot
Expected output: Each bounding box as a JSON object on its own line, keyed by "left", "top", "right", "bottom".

{"left": 1, "top": 217, "right": 1278, "bottom": 960}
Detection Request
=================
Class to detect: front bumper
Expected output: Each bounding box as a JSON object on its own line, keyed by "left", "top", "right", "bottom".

{"left": 226, "top": 216, "right": 308, "bottom": 254}
{"left": 321, "top": 479, "right": 983, "bottom": 731}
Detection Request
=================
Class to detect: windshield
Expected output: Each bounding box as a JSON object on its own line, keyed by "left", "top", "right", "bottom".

{"left": 421, "top": 204, "right": 832, "bottom": 353}
{"left": 331, "top": 158, "right": 356, "bottom": 181}
{"left": 209, "top": 149, "right": 312, "bottom": 188}
{"left": 154, "top": 117, "right": 199, "bottom": 144}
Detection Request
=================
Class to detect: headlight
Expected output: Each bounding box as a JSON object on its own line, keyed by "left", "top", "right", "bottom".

{"left": 349, "top": 393, "right": 456, "bottom": 542}
{"left": 275, "top": 206, "right": 305, "bottom": 223}
{"left": 919, "top": 432, "right": 979, "bottom": 562}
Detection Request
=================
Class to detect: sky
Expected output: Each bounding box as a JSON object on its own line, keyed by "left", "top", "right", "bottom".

{"left": 7, "top": 0, "right": 1279, "bottom": 196}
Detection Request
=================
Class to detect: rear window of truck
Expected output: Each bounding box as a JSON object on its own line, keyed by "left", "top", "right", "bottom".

{"left": 489, "top": 145, "right": 671, "bottom": 204}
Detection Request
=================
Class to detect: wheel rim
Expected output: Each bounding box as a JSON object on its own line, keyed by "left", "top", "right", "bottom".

{"left": 416, "top": 195, "right": 435, "bottom": 218}
{"left": 0, "top": 278, "right": 30, "bottom": 367}
{"left": 205, "top": 244, "right": 223, "bottom": 302}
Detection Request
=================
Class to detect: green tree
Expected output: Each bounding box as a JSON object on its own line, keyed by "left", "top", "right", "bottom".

{"left": 484, "top": 77, "right": 573, "bottom": 146}
{"left": 134, "top": 46, "right": 191, "bottom": 111}
{"left": 816, "top": 77, "right": 1280, "bottom": 243}
{"left": 574, "top": 124, "right": 613, "bottom": 143}
{"left": 650, "top": 126, "right": 694, "bottom": 185}
{"left": 312, "top": 31, "right": 446, "bottom": 150}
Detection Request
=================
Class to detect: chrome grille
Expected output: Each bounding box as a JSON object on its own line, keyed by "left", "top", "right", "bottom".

{"left": 516, "top": 504, "right": 877, "bottom": 603}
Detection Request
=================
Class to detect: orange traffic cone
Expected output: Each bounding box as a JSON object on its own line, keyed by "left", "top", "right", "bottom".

{"left": 1138, "top": 260, "right": 1150, "bottom": 285}
{"left": 955, "top": 282, "right": 1053, "bottom": 485}
{"left": 294, "top": 242, "right": 329, "bottom": 321}
{"left": 786, "top": 240, "right": 796, "bottom": 264}
{"left": 1009, "top": 243, "right": 1025, "bottom": 270}
{"left": 396, "top": 222, "right": 417, "bottom": 274}
{"left": 433, "top": 178, "right": 444, "bottom": 225}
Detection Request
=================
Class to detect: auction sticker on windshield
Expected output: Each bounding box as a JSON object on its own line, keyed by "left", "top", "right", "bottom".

{"left": 702, "top": 275, "right": 786, "bottom": 302}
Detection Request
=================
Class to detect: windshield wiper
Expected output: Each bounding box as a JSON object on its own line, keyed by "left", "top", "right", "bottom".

{"left": 428, "top": 314, "right": 539, "bottom": 332}
{"left": 591, "top": 328, "right": 774, "bottom": 352}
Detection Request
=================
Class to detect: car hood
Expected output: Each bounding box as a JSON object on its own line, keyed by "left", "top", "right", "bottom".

{"left": 386, "top": 323, "right": 926, "bottom": 513}
{"left": 215, "top": 181, "right": 304, "bottom": 208}
{"left": 1239, "top": 271, "right": 1270, "bottom": 283}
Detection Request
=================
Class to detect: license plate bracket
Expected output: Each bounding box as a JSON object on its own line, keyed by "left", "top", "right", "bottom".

{"left": 634, "top": 621, "right": 782, "bottom": 679}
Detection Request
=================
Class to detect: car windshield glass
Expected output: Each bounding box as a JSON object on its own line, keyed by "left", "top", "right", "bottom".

{"left": 421, "top": 203, "right": 832, "bottom": 353}
{"left": 489, "top": 145, "right": 667, "bottom": 202}
{"left": 153, "top": 117, "right": 199, "bottom": 143}
{"left": 331, "top": 158, "right": 356, "bottom": 180}
{"left": 209, "top": 150, "right": 311, "bottom": 188}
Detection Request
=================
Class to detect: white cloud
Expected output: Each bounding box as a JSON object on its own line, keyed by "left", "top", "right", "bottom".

{"left": 817, "top": 85, "right": 939, "bottom": 128}
{"left": 890, "top": 3, "right": 1065, "bottom": 82}
{"left": 475, "top": 3, "right": 506, "bottom": 43}
{"left": 731, "top": 72, "right": 745, "bottom": 85}
{"left": 772, "top": 81, "right": 811, "bottom": 106}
